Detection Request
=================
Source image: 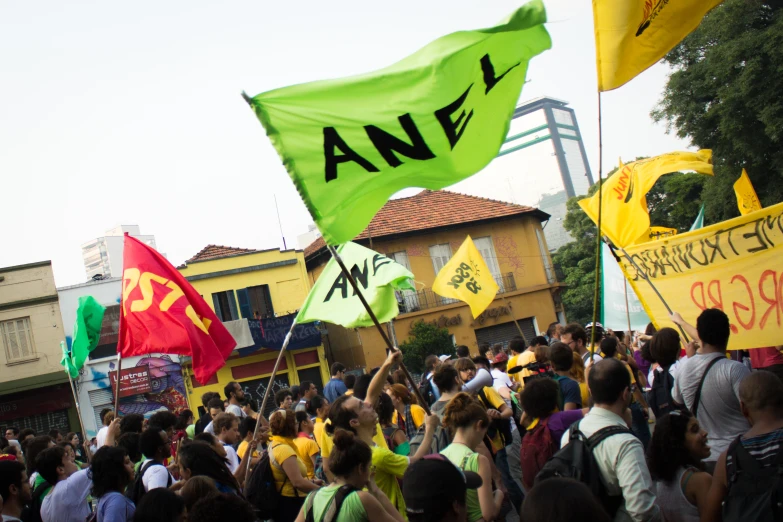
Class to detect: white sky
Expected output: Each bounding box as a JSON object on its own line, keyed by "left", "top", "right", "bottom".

{"left": 0, "top": 0, "right": 689, "bottom": 287}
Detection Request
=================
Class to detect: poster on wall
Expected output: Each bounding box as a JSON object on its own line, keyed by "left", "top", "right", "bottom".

{"left": 109, "top": 365, "right": 152, "bottom": 398}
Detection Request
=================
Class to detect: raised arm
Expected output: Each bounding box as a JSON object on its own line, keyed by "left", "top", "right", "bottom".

{"left": 366, "top": 350, "right": 402, "bottom": 407}
{"left": 670, "top": 312, "right": 699, "bottom": 343}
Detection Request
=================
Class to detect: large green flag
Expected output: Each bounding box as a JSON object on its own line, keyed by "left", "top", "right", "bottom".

{"left": 246, "top": 1, "right": 551, "bottom": 245}
{"left": 60, "top": 296, "right": 105, "bottom": 378}
{"left": 295, "top": 242, "right": 415, "bottom": 328}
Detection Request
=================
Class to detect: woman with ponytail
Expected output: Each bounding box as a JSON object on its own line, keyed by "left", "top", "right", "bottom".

{"left": 295, "top": 429, "right": 405, "bottom": 522}
{"left": 440, "top": 393, "right": 504, "bottom": 522}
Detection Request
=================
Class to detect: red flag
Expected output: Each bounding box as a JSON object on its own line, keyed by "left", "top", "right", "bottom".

{"left": 118, "top": 234, "right": 235, "bottom": 384}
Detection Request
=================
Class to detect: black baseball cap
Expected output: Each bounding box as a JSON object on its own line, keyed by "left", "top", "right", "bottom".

{"left": 402, "top": 454, "right": 483, "bottom": 516}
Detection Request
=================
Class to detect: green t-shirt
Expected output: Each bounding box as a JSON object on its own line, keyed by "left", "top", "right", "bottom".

{"left": 441, "top": 443, "right": 482, "bottom": 522}
{"left": 304, "top": 485, "right": 367, "bottom": 522}
{"left": 371, "top": 445, "right": 408, "bottom": 519}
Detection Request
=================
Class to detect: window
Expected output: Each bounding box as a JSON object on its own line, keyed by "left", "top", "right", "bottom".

{"left": 473, "top": 236, "right": 504, "bottom": 291}
{"left": 236, "top": 285, "right": 274, "bottom": 320}
{"left": 535, "top": 228, "right": 556, "bottom": 283}
{"left": 428, "top": 244, "right": 452, "bottom": 276}
{"left": 89, "top": 304, "right": 121, "bottom": 360}
{"left": 212, "top": 290, "right": 239, "bottom": 322}
{"left": 0, "top": 317, "right": 36, "bottom": 363}
{"left": 388, "top": 251, "right": 418, "bottom": 313}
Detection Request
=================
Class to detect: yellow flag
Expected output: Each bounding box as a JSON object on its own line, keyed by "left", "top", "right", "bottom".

{"left": 634, "top": 226, "right": 677, "bottom": 245}
{"left": 733, "top": 169, "right": 762, "bottom": 215}
{"left": 578, "top": 150, "right": 713, "bottom": 248}
{"left": 594, "top": 0, "right": 724, "bottom": 91}
{"left": 432, "top": 236, "right": 499, "bottom": 318}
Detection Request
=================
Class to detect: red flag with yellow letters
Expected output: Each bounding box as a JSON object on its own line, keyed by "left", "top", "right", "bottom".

{"left": 118, "top": 234, "right": 236, "bottom": 384}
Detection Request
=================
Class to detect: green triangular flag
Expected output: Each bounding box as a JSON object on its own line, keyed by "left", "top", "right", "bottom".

{"left": 295, "top": 242, "right": 414, "bottom": 328}
{"left": 245, "top": 1, "right": 551, "bottom": 245}
{"left": 689, "top": 204, "right": 705, "bottom": 231}
{"left": 60, "top": 296, "right": 106, "bottom": 378}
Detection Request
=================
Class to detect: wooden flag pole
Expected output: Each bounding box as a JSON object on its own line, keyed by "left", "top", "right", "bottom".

{"left": 498, "top": 295, "right": 528, "bottom": 344}
{"left": 243, "top": 321, "right": 296, "bottom": 490}
{"left": 623, "top": 279, "right": 633, "bottom": 335}
{"left": 113, "top": 354, "right": 122, "bottom": 416}
{"left": 62, "top": 342, "right": 91, "bottom": 463}
{"left": 326, "top": 245, "right": 431, "bottom": 414}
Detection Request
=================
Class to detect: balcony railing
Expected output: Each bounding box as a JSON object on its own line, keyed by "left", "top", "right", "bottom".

{"left": 397, "top": 273, "right": 517, "bottom": 314}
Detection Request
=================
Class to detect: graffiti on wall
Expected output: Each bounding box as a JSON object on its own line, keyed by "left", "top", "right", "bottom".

{"left": 494, "top": 235, "right": 526, "bottom": 279}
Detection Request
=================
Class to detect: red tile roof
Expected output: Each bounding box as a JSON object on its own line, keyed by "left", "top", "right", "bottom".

{"left": 304, "top": 190, "right": 545, "bottom": 259}
{"left": 184, "top": 245, "right": 258, "bottom": 264}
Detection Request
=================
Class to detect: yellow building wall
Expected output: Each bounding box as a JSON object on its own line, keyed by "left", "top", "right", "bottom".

{"left": 178, "top": 249, "right": 311, "bottom": 317}
{"left": 307, "top": 217, "right": 561, "bottom": 370}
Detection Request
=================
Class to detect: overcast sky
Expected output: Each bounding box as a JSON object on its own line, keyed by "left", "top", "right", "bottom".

{"left": 0, "top": 1, "right": 689, "bottom": 287}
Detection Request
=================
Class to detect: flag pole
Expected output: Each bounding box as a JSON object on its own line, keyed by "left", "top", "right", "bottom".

{"left": 113, "top": 353, "right": 122, "bottom": 416}
{"left": 243, "top": 322, "right": 296, "bottom": 490}
{"left": 498, "top": 295, "right": 528, "bottom": 344}
{"left": 617, "top": 246, "right": 690, "bottom": 342}
{"left": 62, "top": 342, "right": 91, "bottom": 463}
{"left": 326, "top": 245, "right": 431, "bottom": 414}
{"left": 589, "top": 90, "right": 605, "bottom": 363}
{"left": 623, "top": 279, "right": 632, "bottom": 335}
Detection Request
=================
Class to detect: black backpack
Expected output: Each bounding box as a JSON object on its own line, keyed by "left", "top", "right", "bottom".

{"left": 246, "top": 445, "right": 292, "bottom": 519}
{"left": 418, "top": 375, "right": 437, "bottom": 407}
{"left": 722, "top": 436, "right": 783, "bottom": 522}
{"left": 535, "top": 420, "right": 632, "bottom": 517}
{"left": 647, "top": 365, "right": 677, "bottom": 417}
{"left": 22, "top": 480, "right": 50, "bottom": 522}
{"left": 303, "top": 485, "right": 358, "bottom": 522}
{"left": 477, "top": 389, "right": 513, "bottom": 449}
{"left": 127, "top": 461, "right": 172, "bottom": 504}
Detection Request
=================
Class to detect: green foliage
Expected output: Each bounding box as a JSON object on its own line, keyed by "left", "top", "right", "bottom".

{"left": 652, "top": 0, "right": 783, "bottom": 221}
{"left": 399, "top": 321, "right": 455, "bottom": 374}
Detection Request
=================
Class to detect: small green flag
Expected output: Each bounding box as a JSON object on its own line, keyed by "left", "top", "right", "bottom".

{"left": 295, "top": 242, "right": 415, "bottom": 328}
{"left": 60, "top": 341, "right": 78, "bottom": 379}
{"left": 689, "top": 204, "right": 705, "bottom": 231}
{"left": 60, "top": 296, "right": 106, "bottom": 378}
{"left": 246, "top": 1, "right": 551, "bottom": 245}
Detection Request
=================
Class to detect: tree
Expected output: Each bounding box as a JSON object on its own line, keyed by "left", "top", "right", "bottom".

{"left": 399, "top": 321, "right": 455, "bottom": 374}
{"left": 652, "top": 0, "right": 783, "bottom": 222}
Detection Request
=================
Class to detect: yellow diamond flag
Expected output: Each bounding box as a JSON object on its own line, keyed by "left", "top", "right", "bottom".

{"left": 733, "top": 169, "right": 762, "bottom": 216}
{"left": 432, "top": 236, "right": 499, "bottom": 318}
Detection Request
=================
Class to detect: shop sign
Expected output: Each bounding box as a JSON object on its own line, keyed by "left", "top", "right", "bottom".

{"left": 471, "top": 305, "right": 511, "bottom": 326}
{"left": 110, "top": 365, "right": 152, "bottom": 398}
{"left": 409, "top": 314, "right": 462, "bottom": 332}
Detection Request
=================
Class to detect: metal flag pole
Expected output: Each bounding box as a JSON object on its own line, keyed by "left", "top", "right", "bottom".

{"left": 113, "top": 353, "right": 122, "bottom": 416}
{"left": 243, "top": 321, "right": 296, "bottom": 490}
{"left": 588, "top": 90, "right": 605, "bottom": 363}
{"left": 62, "top": 342, "right": 91, "bottom": 463}
{"left": 326, "top": 245, "right": 431, "bottom": 414}
{"left": 617, "top": 246, "right": 690, "bottom": 342}
{"left": 623, "top": 279, "right": 632, "bottom": 334}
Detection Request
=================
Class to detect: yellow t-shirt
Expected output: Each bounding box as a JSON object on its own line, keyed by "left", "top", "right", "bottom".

{"left": 391, "top": 404, "right": 426, "bottom": 430}
{"left": 237, "top": 440, "right": 259, "bottom": 460}
{"left": 294, "top": 435, "right": 320, "bottom": 479}
{"left": 478, "top": 386, "right": 507, "bottom": 452}
{"left": 269, "top": 436, "right": 308, "bottom": 497}
{"left": 319, "top": 419, "right": 388, "bottom": 459}
{"left": 515, "top": 350, "right": 538, "bottom": 387}
{"left": 371, "top": 444, "right": 408, "bottom": 518}
{"left": 579, "top": 382, "right": 590, "bottom": 407}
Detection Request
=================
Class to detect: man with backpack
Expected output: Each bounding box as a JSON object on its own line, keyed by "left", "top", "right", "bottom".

{"left": 137, "top": 427, "right": 174, "bottom": 495}
{"left": 704, "top": 370, "right": 783, "bottom": 522}
{"left": 553, "top": 358, "right": 660, "bottom": 522}
{"left": 419, "top": 355, "right": 442, "bottom": 407}
{"left": 646, "top": 328, "right": 686, "bottom": 418}
{"left": 670, "top": 309, "right": 750, "bottom": 472}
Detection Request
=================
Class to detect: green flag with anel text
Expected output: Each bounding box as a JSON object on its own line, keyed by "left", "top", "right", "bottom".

{"left": 295, "top": 242, "right": 415, "bottom": 328}
{"left": 245, "top": 0, "right": 551, "bottom": 245}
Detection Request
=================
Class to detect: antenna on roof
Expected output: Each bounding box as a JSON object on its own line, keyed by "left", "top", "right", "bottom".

{"left": 274, "top": 194, "right": 287, "bottom": 250}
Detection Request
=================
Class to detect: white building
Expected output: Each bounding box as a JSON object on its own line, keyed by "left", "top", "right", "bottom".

{"left": 81, "top": 225, "right": 157, "bottom": 280}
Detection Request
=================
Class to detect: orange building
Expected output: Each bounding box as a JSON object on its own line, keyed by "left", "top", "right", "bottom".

{"left": 304, "top": 190, "right": 566, "bottom": 370}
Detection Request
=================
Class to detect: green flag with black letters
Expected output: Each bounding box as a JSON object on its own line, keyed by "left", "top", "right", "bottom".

{"left": 245, "top": 0, "right": 550, "bottom": 245}
{"left": 295, "top": 242, "right": 415, "bottom": 328}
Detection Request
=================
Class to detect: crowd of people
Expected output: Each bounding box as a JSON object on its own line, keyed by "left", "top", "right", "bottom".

{"left": 0, "top": 308, "right": 781, "bottom": 522}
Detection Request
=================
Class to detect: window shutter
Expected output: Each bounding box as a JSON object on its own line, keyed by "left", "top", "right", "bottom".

{"left": 428, "top": 244, "right": 452, "bottom": 276}
{"left": 262, "top": 286, "right": 275, "bottom": 317}
{"left": 212, "top": 294, "right": 223, "bottom": 321}
{"left": 236, "top": 288, "right": 252, "bottom": 319}
{"left": 227, "top": 290, "right": 239, "bottom": 321}
{"left": 473, "top": 237, "right": 502, "bottom": 278}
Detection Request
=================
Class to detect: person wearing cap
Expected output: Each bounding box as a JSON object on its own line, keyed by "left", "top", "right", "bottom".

{"left": 490, "top": 352, "right": 519, "bottom": 402}
{"left": 403, "top": 454, "right": 483, "bottom": 522}
{"left": 439, "top": 392, "right": 504, "bottom": 522}
{"left": 387, "top": 385, "right": 426, "bottom": 441}
{"left": 326, "top": 350, "right": 439, "bottom": 518}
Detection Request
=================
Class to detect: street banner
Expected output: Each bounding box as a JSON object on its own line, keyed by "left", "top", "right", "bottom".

{"left": 618, "top": 202, "right": 783, "bottom": 350}
{"left": 118, "top": 234, "right": 236, "bottom": 384}
{"left": 601, "top": 243, "right": 650, "bottom": 331}
{"left": 432, "top": 236, "right": 499, "bottom": 318}
{"left": 245, "top": 1, "right": 551, "bottom": 245}
{"left": 109, "top": 365, "right": 152, "bottom": 398}
{"left": 60, "top": 296, "right": 106, "bottom": 378}
{"left": 295, "top": 242, "right": 415, "bottom": 328}
{"left": 734, "top": 169, "right": 762, "bottom": 216}
{"left": 578, "top": 151, "right": 713, "bottom": 248}
{"left": 593, "top": 0, "right": 723, "bottom": 91}
{"left": 238, "top": 313, "right": 322, "bottom": 357}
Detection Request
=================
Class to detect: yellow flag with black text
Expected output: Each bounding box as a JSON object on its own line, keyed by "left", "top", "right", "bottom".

{"left": 578, "top": 150, "right": 713, "bottom": 248}
{"left": 593, "top": 0, "right": 724, "bottom": 91}
{"left": 734, "top": 169, "right": 762, "bottom": 216}
{"left": 432, "top": 236, "right": 499, "bottom": 318}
